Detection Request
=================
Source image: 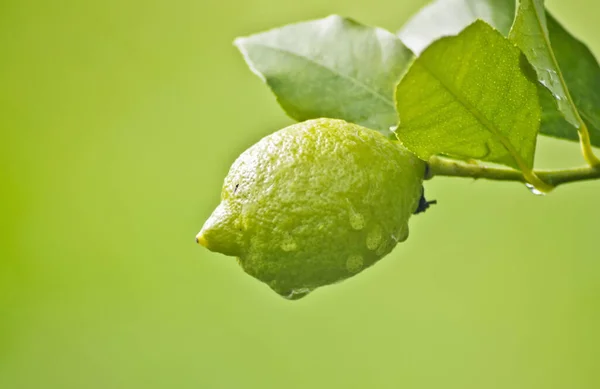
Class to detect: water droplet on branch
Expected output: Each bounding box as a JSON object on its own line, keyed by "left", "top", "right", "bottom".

{"left": 525, "top": 183, "right": 546, "bottom": 196}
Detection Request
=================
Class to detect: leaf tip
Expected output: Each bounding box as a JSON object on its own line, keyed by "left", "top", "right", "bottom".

{"left": 231, "top": 37, "right": 268, "bottom": 85}
{"left": 232, "top": 36, "right": 247, "bottom": 50}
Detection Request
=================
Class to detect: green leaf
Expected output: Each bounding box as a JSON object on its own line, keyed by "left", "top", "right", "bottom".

{"left": 398, "top": 0, "right": 515, "bottom": 55}
{"left": 543, "top": 13, "right": 600, "bottom": 147}
{"left": 538, "top": 83, "right": 576, "bottom": 143}
{"left": 509, "top": 0, "right": 582, "bottom": 132}
{"left": 234, "top": 15, "right": 413, "bottom": 135}
{"left": 399, "top": 0, "right": 600, "bottom": 147}
{"left": 395, "top": 20, "right": 540, "bottom": 173}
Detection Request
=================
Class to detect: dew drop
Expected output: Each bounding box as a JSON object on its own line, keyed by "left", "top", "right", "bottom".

{"left": 525, "top": 183, "right": 546, "bottom": 196}
{"left": 280, "top": 233, "right": 298, "bottom": 251}
{"left": 349, "top": 209, "right": 365, "bottom": 230}
{"left": 375, "top": 242, "right": 388, "bottom": 256}
{"left": 366, "top": 226, "right": 382, "bottom": 250}
{"left": 392, "top": 224, "right": 409, "bottom": 243}
{"left": 282, "top": 288, "right": 312, "bottom": 300}
{"left": 346, "top": 254, "right": 364, "bottom": 273}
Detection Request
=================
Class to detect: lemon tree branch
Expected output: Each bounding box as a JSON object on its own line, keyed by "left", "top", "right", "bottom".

{"left": 427, "top": 155, "right": 600, "bottom": 188}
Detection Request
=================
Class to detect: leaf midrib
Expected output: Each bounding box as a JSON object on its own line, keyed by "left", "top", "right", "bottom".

{"left": 243, "top": 41, "right": 396, "bottom": 109}
{"left": 417, "top": 59, "right": 532, "bottom": 171}
{"left": 528, "top": 1, "right": 583, "bottom": 129}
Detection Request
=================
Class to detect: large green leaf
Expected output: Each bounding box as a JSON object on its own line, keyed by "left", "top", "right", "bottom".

{"left": 543, "top": 13, "right": 600, "bottom": 146}
{"left": 538, "top": 83, "right": 575, "bottom": 142}
{"left": 399, "top": 0, "right": 600, "bottom": 147}
{"left": 509, "top": 0, "right": 584, "bottom": 138}
{"left": 234, "top": 15, "right": 413, "bottom": 135}
{"left": 398, "top": 0, "right": 515, "bottom": 55}
{"left": 395, "top": 20, "right": 540, "bottom": 173}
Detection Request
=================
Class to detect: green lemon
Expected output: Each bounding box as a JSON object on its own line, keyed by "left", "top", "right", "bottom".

{"left": 196, "top": 118, "right": 425, "bottom": 299}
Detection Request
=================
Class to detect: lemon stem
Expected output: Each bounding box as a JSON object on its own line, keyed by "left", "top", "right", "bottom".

{"left": 427, "top": 156, "right": 600, "bottom": 187}
{"left": 578, "top": 122, "right": 600, "bottom": 167}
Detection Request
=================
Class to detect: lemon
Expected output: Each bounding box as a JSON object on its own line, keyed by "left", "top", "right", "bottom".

{"left": 196, "top": 118, "right": 425, "bottom": 299}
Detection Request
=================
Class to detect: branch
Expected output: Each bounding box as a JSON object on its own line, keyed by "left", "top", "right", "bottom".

{"left": 427, "top": 156, "right": 600, "bottom": 188}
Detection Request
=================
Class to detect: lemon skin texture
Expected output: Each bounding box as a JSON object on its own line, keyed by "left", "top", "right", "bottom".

{"left": 197, "top": 118, "right": 425, "bottom": 299}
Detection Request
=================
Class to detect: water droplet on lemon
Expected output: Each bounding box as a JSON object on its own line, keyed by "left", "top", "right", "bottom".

{"left": 280, "top": 234, "right": 298, "bottom": 252}
{"left": 346, "top": 255, "right": 364, "bottom": 273}
{"left": 349, "top": 211, "right": 365, "bottom": 231}
{"left": 366, "top": 226, "right": 382, "bottom": 250}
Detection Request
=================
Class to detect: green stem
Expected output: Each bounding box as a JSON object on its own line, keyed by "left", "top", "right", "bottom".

{"left": 427, "top": 156, "right": 600, "bottom": 188}
{"left": 577, "top": 122, "right": 600, "bottom": 167}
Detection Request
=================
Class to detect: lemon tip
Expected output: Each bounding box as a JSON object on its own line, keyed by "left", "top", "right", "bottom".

{"left": 195, "top": 232, "right": 208, "bottom": 247}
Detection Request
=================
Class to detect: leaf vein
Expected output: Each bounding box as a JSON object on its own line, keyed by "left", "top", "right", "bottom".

{"left": 248, "top": 42, "right": 395, "bottom": 109}
{"left": 417, "top": 60, "right": 530, "bottom": 171}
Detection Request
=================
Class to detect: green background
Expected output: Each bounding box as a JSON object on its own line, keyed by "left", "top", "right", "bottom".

{"left": 1, "top": 0, "right": 599, "bottom": 388}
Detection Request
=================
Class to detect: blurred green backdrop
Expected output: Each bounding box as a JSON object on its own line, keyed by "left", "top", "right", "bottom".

{"left": 1, "top": 0, "right": 599, "bottom": 388}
